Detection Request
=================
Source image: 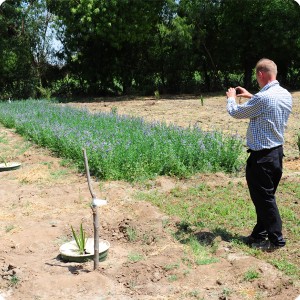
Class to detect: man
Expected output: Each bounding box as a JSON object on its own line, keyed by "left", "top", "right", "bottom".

{"left": 226, "top": 58, "right": 292, "bottom": 251}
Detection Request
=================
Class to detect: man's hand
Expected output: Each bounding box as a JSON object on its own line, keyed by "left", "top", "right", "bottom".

{"left": 226, "top": 87, "right": 237, "bottom": 99}
{"left": 234, "top": 86, "right": 253, "bottom": 99}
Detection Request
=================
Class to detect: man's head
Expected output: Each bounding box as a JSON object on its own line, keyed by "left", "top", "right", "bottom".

{"left": 255, "top": 58, "right": 277, "bottom": 88}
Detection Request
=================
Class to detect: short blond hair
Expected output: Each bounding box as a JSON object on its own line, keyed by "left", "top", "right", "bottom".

{"left": 256, "top": 58, "right": 277, "bottom": 76}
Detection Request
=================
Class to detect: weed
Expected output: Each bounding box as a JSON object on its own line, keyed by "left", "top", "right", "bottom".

{"left": 127, "top": 252, "right": 144, "bottom": 263}
{"left": 199, "top": 95, "right": 204, "bottom": 106}
{"left": 270, "top": 259, "right": 299, "bottom": 278}
{"left": 110, "top": 106, "right": 118, "bottom": 115}
{"left": 127, "top": 280, "right": 137, "bottom": 289}
{"left": 51, "top": 169, "right": 68, "bottom": 179}
{"left": 60, "top": 158, "right": 72, "bottom": 167}
{"left": 0, "top": 133, "right": 8, "bottom": 143}
{"left": 222, "top": 287, "right": 232, "bottom": 297}
{"left": 41, "top": 161, "right": 52, "bottom": 169}
{"left": 243, "top": 268, "right": 260, "bottom": 281}
{"left": 126, "top": 226, "right": 138, "bottom": 242}
{"left": 154, "top": 90, "right": 160, "bottom": 99}
{"left": 196, "top": 257, "right": 219, "bottom": 265}
{"left": 181, "top": 256, "right": 193, "bottom": 268}
{"left": 168, "top": 274, "right": 178, "bottom": 282}
{"left": 0, "top": 154, "right": 8, "bottom": 166}
{"left": 9, "top": 274, "right": 20, "bottom": 286}
{"left": 162, "top": 218, "right": 170, "bottom": 228}
{"left": 163, "top": 262, "right": 180, "bottom": 271}
{"left": 5, "top": 224, "right": 16, "bottom": 233}
{"left": 187, "top": 290, "right": 202, "bottom": 299}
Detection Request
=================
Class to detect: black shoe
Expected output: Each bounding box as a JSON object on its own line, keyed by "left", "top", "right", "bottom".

{"left": 251, "top": 240, "right": 284, "bottom": 252}
{"left": 242, "top": 235, "right": 266, "bottom": 246}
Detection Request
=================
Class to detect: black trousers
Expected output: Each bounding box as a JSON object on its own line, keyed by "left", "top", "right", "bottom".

{"left": 246, "top": 146, "right": 285, "bottom": 246}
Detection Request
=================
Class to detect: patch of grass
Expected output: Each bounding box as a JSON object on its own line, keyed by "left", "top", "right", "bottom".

{"left": 126, "top": 226, "right": 138, "bottom": 242}
{"left": 0, "top": 132, "right": 8, "bottom": 143}
{"left": 167, "top": 274, "right": 178, "bottom": 282}
{"left": 243, "top": 268, "right": 260, "bottom": 281}
{"left": 186, "top": 290, "right": 203, "bottom": 299}
{"left": 127, "top": 252, "right": 144, "bottom": 263}
{"left": 51, "top": 169, "right": 68, "bottom": 179}
{"left": 127, "top": 280, "right": 137, "bottom": 289}
{"left": 163, "top": 262, "right": 180, "bottom": 271}
{"left": 5, "top": 224, "right": 16, "bottom": 233}
{"left": 185, "top": 236, "right": 218, "bottom": 266}
{"left": 41, "top": 161, "right": 52, "bottom": 169}
{"left": 269, "top": 259, "right": 299, "bottom": 278}
{"left": 196, "top": 257, "right": 219, "bottom": 266}
{"left": 221, "top": 287, "right": 233, "bottom": 298}
{"left": 135, "top": 180, "right": 300, "bottom": 279}
{"left": 9, "top": 274, "right": 20, "bottom": 286}
{"left": 60, "top": 158, "right": 72, "bottom": 167}
{"left": 14, "top": 141, "right": 31, "bottom": 156}
{"left": 199, "top": 95, "right": 204, "bottom": 106}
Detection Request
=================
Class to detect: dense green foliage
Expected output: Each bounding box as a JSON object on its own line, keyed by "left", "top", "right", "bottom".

{"left": 0, "top": 0, "right": 300, "bottom": 99}
{"left": 0, "top": 100, "right": 243, "bottom": 181}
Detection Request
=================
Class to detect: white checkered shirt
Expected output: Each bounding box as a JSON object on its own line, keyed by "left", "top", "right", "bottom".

{"left": 227, "top": 80, "right": 292, "bottom": 151}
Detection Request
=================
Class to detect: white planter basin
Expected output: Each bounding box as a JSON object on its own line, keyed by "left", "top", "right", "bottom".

{"left": 59, "top": 238, "right": 110, "bottom": 262}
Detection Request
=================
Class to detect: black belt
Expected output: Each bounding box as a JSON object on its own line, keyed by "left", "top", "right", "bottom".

{"left": 247, "top": 145, "right": 282, "bottom": 154}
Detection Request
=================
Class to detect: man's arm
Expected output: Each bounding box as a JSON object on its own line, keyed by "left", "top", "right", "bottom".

{"left": 226, "top": 87, "right": 262, "bottom": 119}
{"left": 226, "top": 87, "right": 253, "bottom": 99}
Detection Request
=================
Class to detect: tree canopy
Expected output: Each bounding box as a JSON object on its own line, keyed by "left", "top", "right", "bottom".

{"left": 1, "top": 0, "right": 300, "bottom": 99}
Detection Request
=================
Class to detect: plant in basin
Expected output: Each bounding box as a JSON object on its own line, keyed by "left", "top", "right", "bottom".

{"left": 71, "top": 223, "right": 88, "bottom": 254}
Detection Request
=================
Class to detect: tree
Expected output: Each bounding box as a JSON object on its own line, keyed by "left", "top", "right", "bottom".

{"left": 0, "top": 0, "right": 35, "bottom": 98}
{"left": 24, "top": 0, "right": 57, "bottom": 93}
{"left": 47, "top": 0, "right": 168, "bottom": 95}
{"left": 177, "top": 0, "right": 222, "bottom": 91}
{"left": 0, "top": 0, "right": 59, "bottom": 99}
{"left": 218, "top": 0, "right": 300, "bottom": 89}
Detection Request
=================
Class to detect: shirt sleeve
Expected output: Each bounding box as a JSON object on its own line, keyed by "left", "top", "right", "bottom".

{"left": 227, "top": 95, "right": 263, "bottom": 119}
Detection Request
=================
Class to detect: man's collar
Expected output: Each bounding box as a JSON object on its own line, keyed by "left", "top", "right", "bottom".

{"left": 260, "top": 80, "right": 279, "bottom": 92}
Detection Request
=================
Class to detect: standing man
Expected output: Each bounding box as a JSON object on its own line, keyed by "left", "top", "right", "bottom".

{"left": 226, "top": 58, "right": 292, "bottom": 251}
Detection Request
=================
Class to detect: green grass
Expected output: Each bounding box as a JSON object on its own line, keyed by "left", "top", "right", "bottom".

{"left": 9, "top": 275, "right": 20, "bottom": 286}
{"left": 126, "top": 226, "right": 138, "bottom": 242}
{"left": 163, "top": 262, "right": 180, "bottom": 271}
{"left": 135, "top": 179, "right": 300, "bottom": 279}
{"left": 127, "top": 252, "right": 144, "bottom": 263}
{"left": 0, "top": 132, "right": 8, "bottom": 144}
{"left": 5, "top": 224, "right": 16, "bottom": 232}
{"left": 243, "top": 268, "right": 260, "bottom": 281}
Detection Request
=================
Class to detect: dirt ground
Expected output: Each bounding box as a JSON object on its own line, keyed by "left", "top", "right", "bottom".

{"left": 0, "top": 92, "right": 299, "bottom": 300}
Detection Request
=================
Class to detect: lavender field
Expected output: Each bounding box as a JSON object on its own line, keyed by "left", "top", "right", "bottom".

{"left": 0, "top": 100, "right": 243, "bottom": 181}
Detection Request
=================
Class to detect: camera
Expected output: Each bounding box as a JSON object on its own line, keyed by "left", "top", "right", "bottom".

{"left": 235, "top": 88, "right": 241, "bottom": 95}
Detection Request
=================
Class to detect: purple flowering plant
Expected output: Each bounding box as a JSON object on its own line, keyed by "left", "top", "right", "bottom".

{"left": 0, "top": 100, "right": 243, "bottom": 181}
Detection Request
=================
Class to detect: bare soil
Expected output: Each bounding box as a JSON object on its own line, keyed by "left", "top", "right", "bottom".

{"left": 0, "top": 92, "right": 299, "bottom": 300}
